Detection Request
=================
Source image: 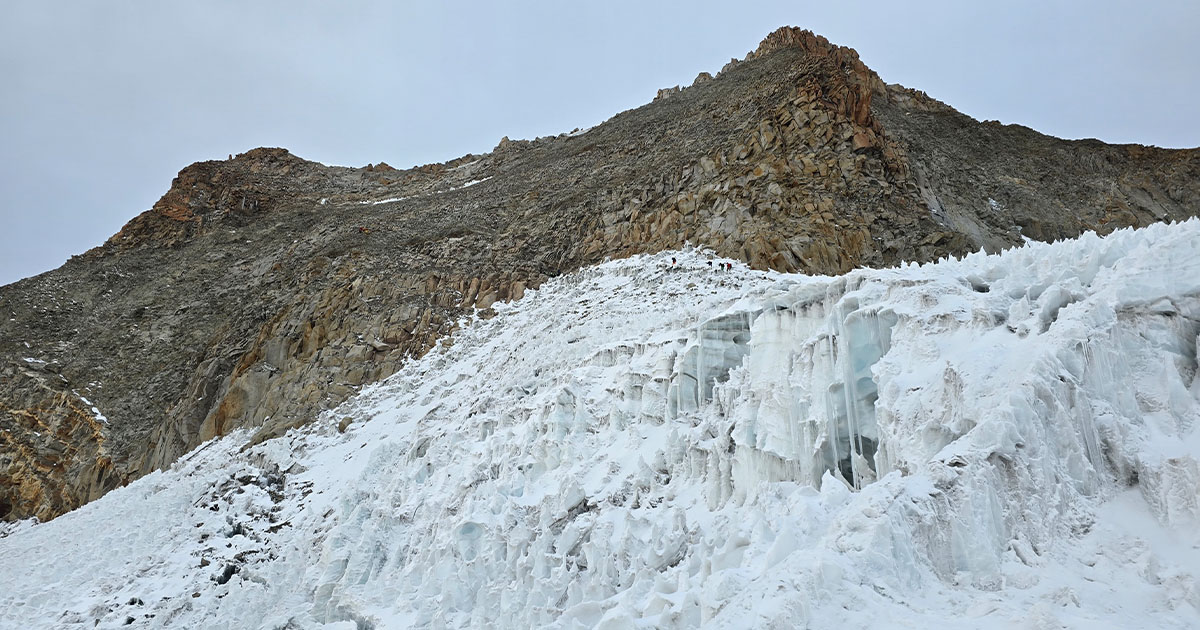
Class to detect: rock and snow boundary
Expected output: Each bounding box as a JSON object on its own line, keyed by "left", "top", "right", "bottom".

{"left": 2, "top": 221, "right": 1199, "bottom": 629}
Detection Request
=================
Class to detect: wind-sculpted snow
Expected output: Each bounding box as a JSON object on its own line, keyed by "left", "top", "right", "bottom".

{"left": 2, "top": 222, "right": 1200, "bottom": 628}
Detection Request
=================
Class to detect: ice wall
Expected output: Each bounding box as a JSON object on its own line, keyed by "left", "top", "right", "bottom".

{"left": 667, "top": 310, "right": 755, "bottom": 418}
{"left": 296, "top": 223, "right": 1199, "bottom": 627}
{"left": 717, "top": 281, "right": 901, "bottom": 496}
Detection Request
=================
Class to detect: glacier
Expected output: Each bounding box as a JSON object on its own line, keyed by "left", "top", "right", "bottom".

{"left": 1, "top": 220, "right": 1199, "bottom": 629}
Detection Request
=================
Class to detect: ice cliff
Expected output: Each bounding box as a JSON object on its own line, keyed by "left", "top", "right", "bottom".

{"left": 2, "top": 220, "right": 1198, "bottom": 628}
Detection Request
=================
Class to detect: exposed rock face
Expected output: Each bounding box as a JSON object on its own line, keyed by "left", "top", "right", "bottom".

{"left": 2, "top": 27, "right": 1198, "bottom": 521}
{"left": 0, "top": 362, "right": 123, "bottom": 522}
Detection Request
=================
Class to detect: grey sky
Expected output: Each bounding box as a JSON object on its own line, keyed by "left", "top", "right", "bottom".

{"left": 2, "top": 1, "right": 1197, "bottom": 286}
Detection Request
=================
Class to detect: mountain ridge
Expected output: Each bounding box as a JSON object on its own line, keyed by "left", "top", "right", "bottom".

{"left": 2, "top": 26, "right": 1198, "bottom": 522}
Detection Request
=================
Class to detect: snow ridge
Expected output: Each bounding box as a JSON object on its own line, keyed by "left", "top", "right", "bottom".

{"left": 2, "top": 223, "right": 1199, "bottom": 629}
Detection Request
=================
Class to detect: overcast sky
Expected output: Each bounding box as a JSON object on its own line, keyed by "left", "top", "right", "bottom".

{"left": 2, "top": 1, "right": 1197, "bottom": 286}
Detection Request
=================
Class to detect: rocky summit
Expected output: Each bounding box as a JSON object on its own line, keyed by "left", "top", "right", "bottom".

{"left": 2, "top": 27, "right": 1197, "bottom": 522}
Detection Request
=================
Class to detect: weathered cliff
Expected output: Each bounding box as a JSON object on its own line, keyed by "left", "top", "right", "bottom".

{"left": 2, "top": 27, "right": 1197, "bottom": 521}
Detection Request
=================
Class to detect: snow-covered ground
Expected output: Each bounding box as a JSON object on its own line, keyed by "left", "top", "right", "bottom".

{"left": 2, "top": 221, "right": 1199, "bottom": 629}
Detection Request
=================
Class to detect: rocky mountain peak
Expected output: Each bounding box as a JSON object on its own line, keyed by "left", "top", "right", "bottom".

{"left": 102, "top": 148, "right": 324, "bottom": 252}
{"left": 749, "top": 27, "right": 873, "bottom": 77}
{"left": 742, "top": 27, "right": 882, "bottom": 125}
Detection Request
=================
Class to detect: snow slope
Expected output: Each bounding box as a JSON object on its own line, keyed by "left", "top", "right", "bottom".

{"left": 2, "top": 221, "right": 1199, "bottom": 629}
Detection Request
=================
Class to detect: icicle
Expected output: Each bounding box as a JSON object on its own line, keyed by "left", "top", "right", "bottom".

{"left": 696, "top": 321, "right": 705, "bottom": 408}
{"left": 674, "top": 333, "right": 689, "bottom": 417}
{"left": 837, "top": 311, "right": 860, "bottom": 490}
{"left": 824, "top": 333, "right": 841, "bottom": 485}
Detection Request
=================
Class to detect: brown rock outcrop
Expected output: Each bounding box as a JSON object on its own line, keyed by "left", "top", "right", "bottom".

{"left": 0, "top": 361, "right": 125, "bottom": 520}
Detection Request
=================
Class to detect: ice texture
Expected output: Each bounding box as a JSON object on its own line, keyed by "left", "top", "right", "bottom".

{"left": 2, "top": 222, "right": 1199, "bottom": 628}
